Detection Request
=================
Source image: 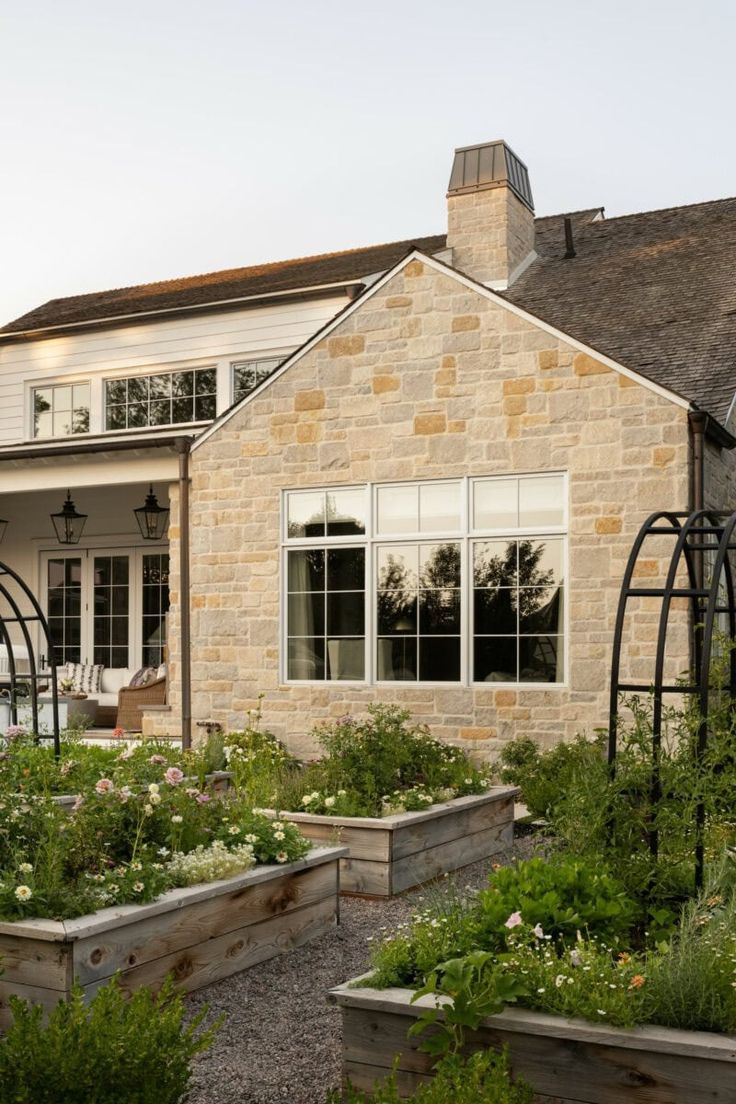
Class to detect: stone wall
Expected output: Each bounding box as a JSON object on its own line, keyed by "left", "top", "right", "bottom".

{"left": 447, "top": 188, "right": 535, "bottom": 286}
{"left": 158, "top": 258, "right": 704, "bottom": 759}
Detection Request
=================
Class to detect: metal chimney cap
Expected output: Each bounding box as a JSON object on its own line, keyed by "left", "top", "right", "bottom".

{"left": 447, "top": 139, "right": 534, "bottom": 212}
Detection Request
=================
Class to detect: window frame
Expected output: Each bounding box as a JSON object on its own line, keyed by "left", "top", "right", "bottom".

{"left": 231, "top": 356, "right": 285, "bottom": 405}
{"left": 31, "top": 381, "right": 91, "bottom": 440}
{"left": 280, "top": 474, "right": 569, "bottom": 689}
{"left": 102, "top": 366, "right": 218, "bottom": 433}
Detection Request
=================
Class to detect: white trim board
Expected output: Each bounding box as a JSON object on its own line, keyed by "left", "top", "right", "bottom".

{"left": 192, "top": 248, "right": 690, "bottom": 452}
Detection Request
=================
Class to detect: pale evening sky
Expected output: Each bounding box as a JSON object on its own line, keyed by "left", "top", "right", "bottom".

{"left": 1, "top": 0, "right": 734, "bottom": 326}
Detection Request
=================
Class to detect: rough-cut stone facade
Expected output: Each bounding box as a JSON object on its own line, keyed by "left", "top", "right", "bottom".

{"left": 447, "top": 188, "right": 535, "bottom": 286}
{"left": 147, "top": 257, "right": 733, "bottom": 759}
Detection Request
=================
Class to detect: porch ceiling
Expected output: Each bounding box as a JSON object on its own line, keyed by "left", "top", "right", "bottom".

{"left": 0, "top": 449, "right": 178, "bottom": 494}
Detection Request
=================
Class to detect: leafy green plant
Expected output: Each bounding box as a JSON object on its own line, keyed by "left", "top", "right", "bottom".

{"left": 498, "top": 733, "right": 604, "bottom": 820}
{"left": 0, "top": 976, "right": 219, "bottom": 1104}
{"left": 276, "top": 705, "right": 490, "bottom": 818}
{"left": 331, "top": 1049, "right": 533, "bottom": 1104}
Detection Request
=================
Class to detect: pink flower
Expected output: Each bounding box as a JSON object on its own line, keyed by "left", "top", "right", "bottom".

{"left": 195, "top": 793, "right": 211, "bottom": 804}
{"left": 118, "top": 786, "right": 132, "bottom": 803}
{"left": 164, "top": 767, "right": 185, "bottom": 786}
{"left": 149, "top": 754, "right": 167, "bottom": 766}
{"left": 504, "top": 911, "right": 523, "bottom": 929}
{"left": 95, "top": 778, "right": 114, "bottom": 795}
{"left": 4, "top": 724, "right": 27, "bottom": 740}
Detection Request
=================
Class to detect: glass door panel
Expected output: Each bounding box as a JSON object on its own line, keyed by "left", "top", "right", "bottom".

{"left": 142, "top": 553, "right": 170, "bottom": 667}
{"left": 47, "top": 557, "right": 82, "bottom": 664}
{"left": 93, "top": 555, "right": 130, "bottom": 668}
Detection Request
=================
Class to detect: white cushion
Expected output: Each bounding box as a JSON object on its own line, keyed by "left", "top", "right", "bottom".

{"left": 100, "top": 668, "right": 131, "bottom": 694}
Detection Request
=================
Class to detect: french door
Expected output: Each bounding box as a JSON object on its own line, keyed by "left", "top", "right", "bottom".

{"left": 42, "top": 548, "right": 169, "bottom": 670}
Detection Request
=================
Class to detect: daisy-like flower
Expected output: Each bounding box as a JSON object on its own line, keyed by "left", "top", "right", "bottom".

{"left": 18, "top": 862, "right": 33, "bottom": 874}
{"left": 164, "top": 767, "right": 185, "bottom": 786}
{"left": 275, "top": 851, "right": 289, "bottom": 863}
{"left": 158, "top": 847, "right": 170, "bottom": 857}
{"left": 171, "top": 815, "right": 183, "bottom": 824}
{"left": 302, "top": 794, "right": 314, "bottom": 806}
{"left": 629, "top": 975, "right": 646, "bottom": 989}
{"left": 272, "top": 821, "right": 284, "bottom": 830}
{"left": 130, "top": 860, "right": 142, "bottom": 871}
{"left": 149, "top": 754, "right": 167, "bottom": 766}
{"left": 228, "top": 825, "right": 241, "bottom": 835}
{"left": 14, "top": 885, "right": 32, "bottom": 901}
{"left": 273, "top": 830, "right": 285, "bottom": 841}
{"left": 132, "top": 882, "right": 144, "bottom": 893}
{"left": 244, "top": 833, "right": 258, "bottom": 844}
{"left": 143, "top": 803, "right": 154, "bottom": 816}
{"left": 95, "top": 778, "right": 114, "bottom": 795}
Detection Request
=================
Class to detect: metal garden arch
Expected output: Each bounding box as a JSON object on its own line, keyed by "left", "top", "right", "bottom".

{"left": 0, "top": 560, "right": 60, "bottom": 755}
{"left": 608, "top": 509, "right": 736, "bottom": 889}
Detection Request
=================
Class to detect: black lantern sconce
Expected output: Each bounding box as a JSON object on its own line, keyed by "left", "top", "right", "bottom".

{"left": 134, "top": 485, "right": 170, "bottom": 541}
{"left": 51, "top": 491, "right": 87, "bottom": 546}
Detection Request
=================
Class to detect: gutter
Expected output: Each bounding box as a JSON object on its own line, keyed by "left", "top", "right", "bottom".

{"left": 0, "top": 432, "right": 193, "bottom": 462}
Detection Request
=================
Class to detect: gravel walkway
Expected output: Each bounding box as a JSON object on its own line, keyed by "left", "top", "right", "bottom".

{"left": 187, "top": 831, "right": 537, "bottom": 1104}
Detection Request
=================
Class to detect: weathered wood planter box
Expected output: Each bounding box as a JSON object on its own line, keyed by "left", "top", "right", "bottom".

{"left": 330, "top": 981, "right": 736, "bottom": 1103}
{"left": 0, "top": 845, "right": 345, "bottom": 1030}
{"left": 273, "top": 787, "right": 517, "bottom": 896}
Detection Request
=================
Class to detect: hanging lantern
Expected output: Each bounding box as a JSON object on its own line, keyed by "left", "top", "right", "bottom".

{"left": 134, "top": 485, "right": 170, "bottom": 541}
{"left": 51, "top": 491, "right": 87, "bottom": 545}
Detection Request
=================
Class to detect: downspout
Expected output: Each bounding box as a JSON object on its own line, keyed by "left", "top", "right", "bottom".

{"left": 689, "top": 408, "right": 707, "bottom": 514}
{"left": 175, "top": 438, "right": 192, "bottom": 750}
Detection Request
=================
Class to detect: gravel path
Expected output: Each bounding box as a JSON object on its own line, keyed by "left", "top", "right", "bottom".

{"left": 187, "top": 832, "right": 537, "bottom": 1104}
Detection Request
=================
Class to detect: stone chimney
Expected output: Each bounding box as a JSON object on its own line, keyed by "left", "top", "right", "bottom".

{"left": 446, "top": 140, "right": 536, "bottom": 289}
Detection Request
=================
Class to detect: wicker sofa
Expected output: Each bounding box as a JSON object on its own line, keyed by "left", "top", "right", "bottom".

{"left": 115, "top": 676, "right": 167, "bottom": 732}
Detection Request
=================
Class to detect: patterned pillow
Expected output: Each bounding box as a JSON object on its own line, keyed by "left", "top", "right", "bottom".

{"left": 129, "top": 666, "right": 156, "bottom": 688}
{"left": 58, "top": 662, "right": 103, "bottom": 695}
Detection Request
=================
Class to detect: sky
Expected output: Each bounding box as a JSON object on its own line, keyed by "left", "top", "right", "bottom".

{"left": 1, "top": 0, "right": 734, "bottom": 326}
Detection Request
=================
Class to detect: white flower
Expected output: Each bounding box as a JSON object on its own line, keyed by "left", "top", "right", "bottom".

{"left": 533, "top": 924, "right": 544, "bottom": 939}
{"left": 337, "top": 789, "right": 347, "bottom": 797}
{"left": 149, "top": 793, "right": 161, "bottom": 806}
{"left": 148, "top": 783, "right": 160, "bottom": 795}
{"left": 132, "top": 882, "right": 144, "bottom": 893}
{"left": 14, "top": 885, "right": 32, "bottom": 901}
{"left": 272, "top": 821, "right": 284, "bottom": 830}
{"left": 143, "top": 803, "right": 154, "bottom": 816}
{"left": 157, "top": 847, "right": 170, "bottom": 857}
{"left": 555, "top": 974, "right": 566, "bottom": 988}
{"left": 130, "top": 861, "right": 142, "bottom": 871}
{"left": 324, "top": 796, "right": 336, "bottom": 808}
{"left": 18, "top": 862, "right": 32, "bottom": 874}
{"left": 302, "top": 794, "right": 314, "bottom": 806}
{"left": 275, "top": 851, "right": 289, "bottom": 863}
{"left": 273, "top": 830, "right": 285, "bottom": 840}
{"left": 228, "top": 825, "right": 241, "bottom": 835}
{"left": 244, "top": 833, "right": 258, "bottom": 844}
{"left": 171, "top": 815, "right": 183, "bottom": 824}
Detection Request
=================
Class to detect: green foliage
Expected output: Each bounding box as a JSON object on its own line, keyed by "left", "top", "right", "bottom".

{"left": 276, "top": 705, "right": 490, "bottom": 818}
{"left": 223, "top": 716, "right": 298, "bottom": 807}
{"left": 0, "top": 976, "right": 218, "bottom": 1104}
{"left": 498, "top": 733, "right": 604, "bottom": 821}
{"left": 364, "top": 855, "right": 637, "bottom": 989}
{"left": 331, "top": 1049, "right": 533, "bottom": 1104}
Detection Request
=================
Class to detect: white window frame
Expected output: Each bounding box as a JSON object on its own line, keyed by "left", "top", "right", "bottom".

{"left": 280, "top": 473, "right": 569, "bottom": 689}
{"left": 40, "top": 544, "right": 169, "bottom": 670}
{"left": 230, "top": 353, "right": 289, "bottom": 406}
{"left": 101, "top": 365, "right": 218, "bottom": 434}
{"left": 30, "top": 380, "right": 92, "bottom": 441}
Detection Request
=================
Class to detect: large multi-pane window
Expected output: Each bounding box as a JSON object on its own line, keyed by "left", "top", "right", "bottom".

{"left": 33, "top": 383, "right": 90, "bottom": 438}
{"left": 142, "top": 553, "right": 170, "bottom": 667}
{"left": 93, "top": 555, "right": 130, "bottom": 668}
{"left": 105, "top": 368, "right": 217, "bottom": 430}
{"left": 47, "top": 558, "right": 82, "bottom": 664}
{"left": 282, "top": 475, "right": 566, "bottom": 685}
{"left": 232, "top": 357, "right": 283, "bottom": 404}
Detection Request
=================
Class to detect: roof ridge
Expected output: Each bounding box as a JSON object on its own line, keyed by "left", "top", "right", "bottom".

{"left": 590, "top": 194, "right": 736, "bottom": 225}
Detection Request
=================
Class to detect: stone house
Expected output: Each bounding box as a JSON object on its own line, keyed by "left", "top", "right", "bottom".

{"left": 1, "top": 138, "right": 735, "bottom": 757}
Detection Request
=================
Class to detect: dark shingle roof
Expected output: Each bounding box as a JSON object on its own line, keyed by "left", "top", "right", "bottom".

{"left": 505, "top": 198, "right": 736, "bottom": 425}
{"left": 1, "top": 235, "right": 448, "bottom": 335}
{"left": 4, "top": 197, "right": 735, "bottom": 426}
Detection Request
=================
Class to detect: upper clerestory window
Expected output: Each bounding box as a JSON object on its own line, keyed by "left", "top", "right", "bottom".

{"left": 33, "top": 383, "right": 90, "bottom": 438}
{"left": 105, "top": 368, "right": 217, "bottom": 430}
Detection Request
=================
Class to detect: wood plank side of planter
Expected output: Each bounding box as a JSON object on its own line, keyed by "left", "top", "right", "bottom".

{"left": 339, "top": 857, "right": 392, "bottom": 896}
{"left": 390, "top": 821, "right": 513, "bottom": 895}
{"left": 0, "top": 979, "right": 69, "bottom": 1033}
{"left": 334, "top": 987, "right": 736, "bottom": 1104}
{"left": 275, "top": 822, "right": 391, "bottom": 863}
{"left": 84, "top": 895, "right": 338, "bottom": 999}
{"left": 0, "top": 932, "right": 72, "bottom": 991}
{"left": 390, "top": 793, "right": 515, "bottom": 861}
{"left": 72, "top": 860, "right": 337, "bottom": 986}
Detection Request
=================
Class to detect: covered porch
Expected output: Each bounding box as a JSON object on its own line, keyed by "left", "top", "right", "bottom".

{"left": 0, "top": 435, "right": 188, "bottom": 735}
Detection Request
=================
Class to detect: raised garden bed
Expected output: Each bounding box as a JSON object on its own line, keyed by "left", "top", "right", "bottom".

{"left": 272, "top": 787, "right": 517, "bottom": 896}
{"left": 0, "top": 845, "right": 345, "bottom": 1030}
{"left": 330, "top": 980, "right": 736, "bottom": 1103}
{"left": 50, "top": 770, "right": 233, "bottom": 811}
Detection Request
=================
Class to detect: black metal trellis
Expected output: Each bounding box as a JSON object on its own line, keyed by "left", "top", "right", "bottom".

{"left": 0, "top": 561, "right": 60, "bottom": 756}
{"left": 608, "top": 510, "right": 736, "bottom": 890}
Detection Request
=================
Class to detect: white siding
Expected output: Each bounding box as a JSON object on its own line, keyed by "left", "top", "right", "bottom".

{"left": 0, "top": 295, "right": 348, "bottom": 444}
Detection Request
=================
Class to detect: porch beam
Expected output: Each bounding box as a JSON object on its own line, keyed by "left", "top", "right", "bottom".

{"left": 176, "top": 438, "right": 192, "bottom": 750}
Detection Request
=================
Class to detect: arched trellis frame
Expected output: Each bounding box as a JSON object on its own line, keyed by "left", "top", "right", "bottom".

{"left": 608, "top": 509, "right": 736, "bottom": 890}
{"left": 0, "top": 561, "right": 60, "bottom": 757}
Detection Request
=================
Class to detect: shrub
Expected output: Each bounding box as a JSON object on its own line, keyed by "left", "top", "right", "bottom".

{"left": 498, "top": 734, "right": 603, "bottom": 820}
{"left": 330, "top": 1050, "right": 532, "bottom": 1104}
{"left": 276, "top": 705, "right": 490, "bottom": 818}
{"left": 0, "top": 976, "right": 218, "bottom": 1104}
{"left": 364, "top": 855, "right": 637, "bottom": 989}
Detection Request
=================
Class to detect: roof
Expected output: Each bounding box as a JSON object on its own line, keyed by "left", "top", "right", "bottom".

{"left": 505, "top": 198, "right": 736, "bottom": 425}
{"left": 0, "top": 235, "right": 448, "bottom": 335}
{"left": 4, "top": 196, "right": 736, "bottom": 427}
